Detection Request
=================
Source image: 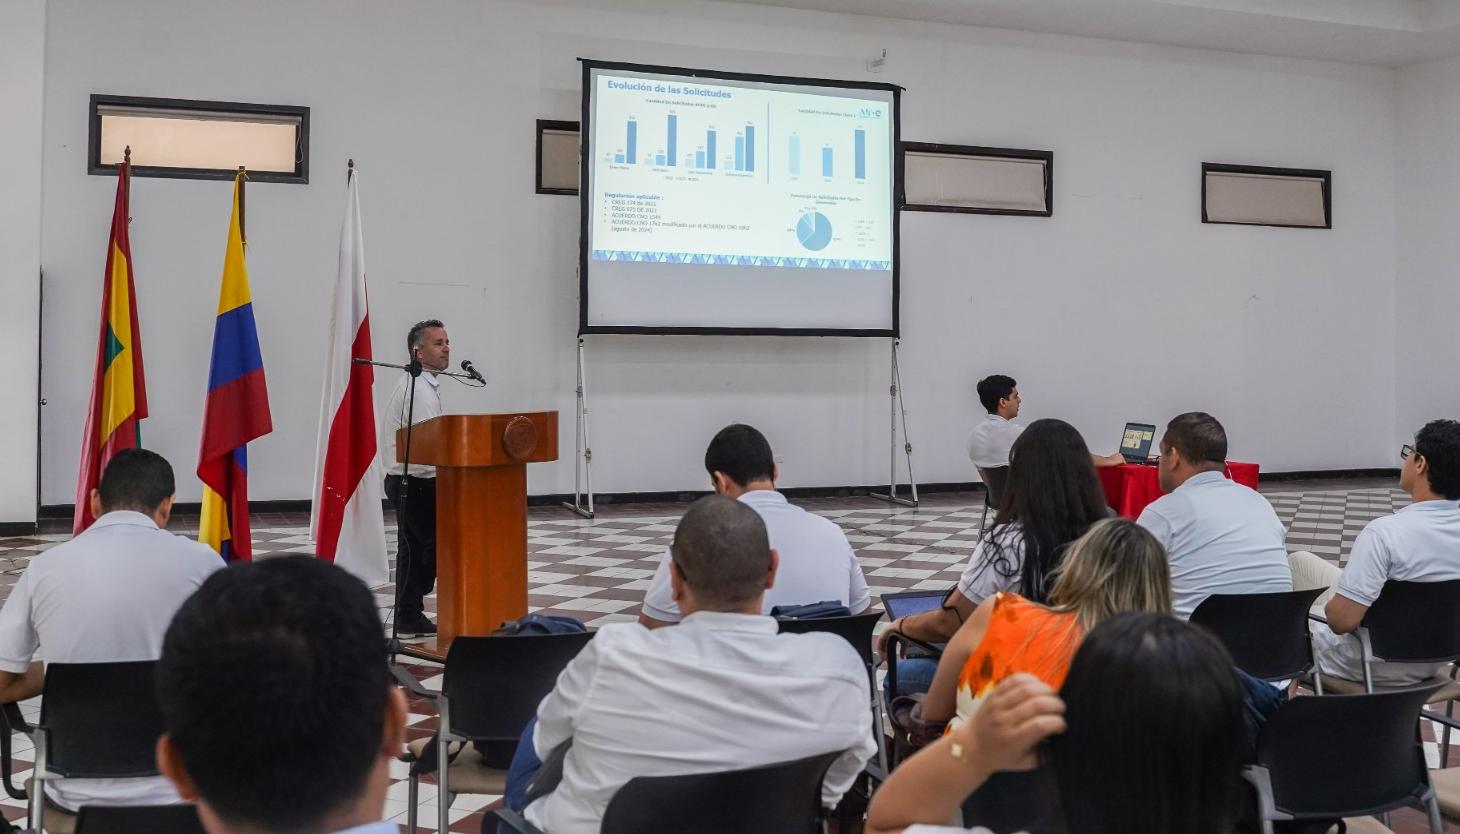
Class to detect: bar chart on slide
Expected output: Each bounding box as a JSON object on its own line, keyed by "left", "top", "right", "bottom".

{"left": 783, "top": 128, "right": 868, "bottom": 180}
{"left": 603, "top": 114, "right": 765, "bottom": 173}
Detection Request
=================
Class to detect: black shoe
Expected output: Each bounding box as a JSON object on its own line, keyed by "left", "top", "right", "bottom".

{"left": 397, "top": 615, "right": 437, "bottom": 637}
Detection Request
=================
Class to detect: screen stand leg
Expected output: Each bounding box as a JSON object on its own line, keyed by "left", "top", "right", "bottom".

{"left": 561, "top": 336, "right": 596, "bottom": 519}
{"left": 871, "top": 338, "right": 918, "bottom": 507}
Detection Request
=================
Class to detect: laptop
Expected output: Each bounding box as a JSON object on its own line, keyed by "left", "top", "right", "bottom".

{"left": 880, "top": 589, "right": 954, "bottom": 658}
{"left": 881, "top": 589, "right": 953, "bottom": 620}
{"left": 1119, "top": 422, "right": 1158, "bottom": 464}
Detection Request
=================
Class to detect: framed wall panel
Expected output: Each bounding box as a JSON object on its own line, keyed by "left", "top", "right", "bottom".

{"left": 89, "top": 94, "right": 308, "bottom": 183}
{"left": 1202, "top": 163, "right": 1330, "bottom": 229}
{"left": 537, "top": 119, "right": 579, "bottom": 195}
{"left": 901, "top": 142, "right": 1052, "bottom": 216}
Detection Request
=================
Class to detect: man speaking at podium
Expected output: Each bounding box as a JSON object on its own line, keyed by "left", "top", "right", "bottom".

{"left": 381, "top": 319, "right": 451, "bottom": 637}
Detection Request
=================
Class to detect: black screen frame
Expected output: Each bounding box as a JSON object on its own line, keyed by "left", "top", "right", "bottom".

{"left": 578, "top": 58, "right": 902, "bottom": 337}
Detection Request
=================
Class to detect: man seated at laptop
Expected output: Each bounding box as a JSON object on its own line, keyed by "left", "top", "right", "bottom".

{"left": 1135, "top": 412, "right": 1291, "bottom": 619}
{"left": 967, "top": 374, "right": 1124, "bottom": 471}
{"left": 523, "top": 495, "right": 877, "bottom": 834}
{"left": 639, "top": 424, "right": 871, "bottom": 627}
{"left": 0, "top": 449, "right": 223, "bottom": 821}
{"left": 1293, "top": 419, "right": 1460, "bottom": 686}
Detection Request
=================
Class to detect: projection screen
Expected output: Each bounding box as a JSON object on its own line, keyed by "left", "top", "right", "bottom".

{"left": 579, "top": 60, "right": 901, "bottom": 336}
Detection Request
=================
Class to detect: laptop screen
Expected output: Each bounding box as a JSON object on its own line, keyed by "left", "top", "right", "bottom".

{"left": 881, "top": 590, "right": 950, "bottom": 620}
{"left": 1120, "top": 423, "right": 1157, "bottom": 462}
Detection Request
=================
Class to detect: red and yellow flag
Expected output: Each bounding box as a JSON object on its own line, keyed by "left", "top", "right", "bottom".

{"left": 73, "top": 160, "right": 148, "bottom": 534}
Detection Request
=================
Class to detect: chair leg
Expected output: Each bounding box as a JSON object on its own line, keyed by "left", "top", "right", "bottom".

{"left": 871, "top": 696, "right": 890, "bottom": 773}
{"left": 979, "top": 501, "right": 989, "bottom": 533}
{"left": 28, "top": 730, "right": 44, "bottom": 834}
{"left": 437, "top": 775, "right": 451, "bottom": 834}
{"left": 407, "top": 774, "right": 419, "bottom": 833}
{"left": 1426, "top": 795, "right": 1445, "bottom": 834}
{"left": 1443, "top": 699, "right": 1455, "bottom": 767}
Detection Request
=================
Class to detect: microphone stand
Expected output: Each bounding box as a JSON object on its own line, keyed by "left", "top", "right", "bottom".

{"left": 354, "top": 358, "right": 481, "bottom": 660}
{"left": 357, "top": 357, "right": 433, "bottom": 660}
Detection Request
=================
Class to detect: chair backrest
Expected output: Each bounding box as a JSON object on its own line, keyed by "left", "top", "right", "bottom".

{"left": 40, "top": 661, "right": 163, "bottom": 778}
{"left": 599, "top": 750, "right": 843, "bottom": 834}
{"left": 777, "top": 610, "right": 883, "bottom": 669}
{"left": 1363, "top": 579, "right": 1460, "bottom": 662}
{"left": 1189, "top": 588, "right": 1324, "bottom": 680}
{"left": 441, "top": 631, "right": 594, "bottom": 743}
{"left": 1256, "top": 684, "right": 1441, "bottom": 817}
{"left": 981, "top": 466, "right": 1011, "bottom": 509}
{"left": 75, "top": 804, "right": 207, "bottom": 834}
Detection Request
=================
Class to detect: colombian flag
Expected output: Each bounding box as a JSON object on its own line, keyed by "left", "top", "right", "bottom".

{"left": 74, "top": 160, "right": 148, "bottom": 534}
{"left": 198, "top": 172, "right": 272, "bottom": 561}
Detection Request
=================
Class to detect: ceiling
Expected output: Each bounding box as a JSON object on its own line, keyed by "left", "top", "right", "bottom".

{"left": 729, "top": 0, "right": 1460, "bottom": 66}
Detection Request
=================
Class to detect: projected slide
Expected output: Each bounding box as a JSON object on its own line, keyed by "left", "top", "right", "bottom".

{"left": 590, "top": 74, "right": 892, "bottom": 271}
{"left": 582, "top": 61, "right": 899, "bottom": 334}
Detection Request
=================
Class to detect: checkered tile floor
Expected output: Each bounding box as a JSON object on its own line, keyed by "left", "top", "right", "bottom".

{"left": 1, "top": 481, "right": 1456, "bottom": 833}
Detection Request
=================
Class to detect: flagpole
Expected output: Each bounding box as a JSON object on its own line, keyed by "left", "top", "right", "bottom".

{"left": 123, "top": 146, "right": 140, "bottom": 449}
{"left": 237, "top": 165, "right": 247, "bottom": 246}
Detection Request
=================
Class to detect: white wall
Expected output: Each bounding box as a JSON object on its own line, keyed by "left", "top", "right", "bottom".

{"left": 35, "top": 0, "right": 1399, "bottom": 504}
{"left": 1396, "top": 56, "right": 1460, "bottom": 445}
{"left": 0, "top": 0, "right": 45, "bottom": 526}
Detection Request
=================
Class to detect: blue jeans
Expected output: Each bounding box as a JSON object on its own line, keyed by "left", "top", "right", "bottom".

{"left": 504, "top": 717, "right": 543, "bottom": 813}
{"left": 885, "top": 657, "right": 937, "bottom": 705}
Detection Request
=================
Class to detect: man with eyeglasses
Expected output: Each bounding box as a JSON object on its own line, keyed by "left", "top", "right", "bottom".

{"left": 1293, "top": 419, "right": 1460, "bottom": 685}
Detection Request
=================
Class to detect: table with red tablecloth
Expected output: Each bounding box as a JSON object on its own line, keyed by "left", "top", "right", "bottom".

{"left": 1098, "top": 461, "right": 1260, "bottom": 519}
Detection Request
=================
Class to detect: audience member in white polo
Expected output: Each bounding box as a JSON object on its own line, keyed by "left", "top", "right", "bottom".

{"left": 0, "top": 449, "right": 222, "bottom": 815}
{"left": 966, "top": 374, "right": 1124, "bottom": 471}
{"left": 967, "top": 375, "right": 1026, "bottom": 469}
{"left": 525, "top": 495, "right": 876, "bottom": 834}
{"left": 156, "top": 556, "right": 409, "bottom": 834}
{"left": 639, "top": 424, "right": 870, "bottom": 626}
{"left": 1136, "top": 412, "right": 1291, "bottom": 619}
{"left": 1294, "top": 419, "right": 1460, "bottom": 687}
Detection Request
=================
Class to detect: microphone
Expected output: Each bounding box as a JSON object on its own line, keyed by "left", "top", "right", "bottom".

{"left": 460, "top": 359, "right": 485, "bottom": 384}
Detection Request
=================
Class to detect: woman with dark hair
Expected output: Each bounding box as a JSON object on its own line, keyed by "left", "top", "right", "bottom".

{"left": 878, "top": 419, "right": 1110, "bottom": 696}
{"left": 867, "top": 613, "right": 1249, "bottom": 834}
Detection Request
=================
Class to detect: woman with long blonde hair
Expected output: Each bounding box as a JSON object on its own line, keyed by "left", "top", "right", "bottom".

{"left": 922, "top": 517, "right": 1173, "bottom": 727}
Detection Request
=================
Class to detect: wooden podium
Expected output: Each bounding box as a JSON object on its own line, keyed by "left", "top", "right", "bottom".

{"left": 396, "top": 411, "right": 557, "bottom": 660}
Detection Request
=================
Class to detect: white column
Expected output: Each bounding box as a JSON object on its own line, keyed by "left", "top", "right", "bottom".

{"left": 0, "top": 0, "right": 46, "bottom": 531}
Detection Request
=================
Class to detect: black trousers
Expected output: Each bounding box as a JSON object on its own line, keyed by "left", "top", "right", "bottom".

{"left": 385, "top": 474, "right": 437, "bottom": 620}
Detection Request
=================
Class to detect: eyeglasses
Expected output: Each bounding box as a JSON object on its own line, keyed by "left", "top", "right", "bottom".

{"left": 1401, "top": 444, "right": 1415, "bottom": 462}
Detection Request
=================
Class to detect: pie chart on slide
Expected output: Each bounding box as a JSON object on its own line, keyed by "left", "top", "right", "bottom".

{"left": 796, "top": 211, "right": 833, "bottom": 251}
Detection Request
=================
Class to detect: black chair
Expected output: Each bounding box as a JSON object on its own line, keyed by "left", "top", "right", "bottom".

{"left": 1245, "top": 684, "right": 1446, "bottom": 834}
{"left": 777, "top": 611, "right": 888, "bottom": 770}
{"left": 394, "top": 631, "right": 594, "bottom": 834}
{"left": 1191, "top": 588, "right": 1325, "bottom": 687}
{"left": 1311, "top": 579, "right": 1460, "bottom": 694}
{"left": 490, "top": 749, "right": 844, "bottom": 834}
{"left": 977, "top": 466, "right": 1009, "bottom": 532}
{"left": 1, "top": 701, "right": 33, "bottom": 803}
{"left": 29, "top": 661, "right": 164, "bottom": 833}
{"left": 1422, "top": 708, "right": 1460, "bottom": 820}
{"left": 73, "top": 805, "right": 206, "bottom": 834}
{"left": 1310, "top": 578, "right": 1460, "bottom": 764}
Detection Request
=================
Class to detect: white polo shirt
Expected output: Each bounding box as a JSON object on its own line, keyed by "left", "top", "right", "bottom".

{"left": 1313, "top": 500, "right": 1460, "bottom": 685}
{"left": 957, "top": 524, "right": 1027, "bottom": 603}
{"left": 641, "top": 490, "right": 871, "bottom": 622}
{"left": 525, "top": 612, "right": 877, "bottom": 834}
{"left": 380, "top": 371, "right": 443, "bottom": 478}
{"left": 1136, "top": 470, "right": 1291, "bottom": 619}
{"left": 0, "top": 511, "right": 224, "bottom": 811}
{"left": 967, "top": 414, "right": 1023, "bottom": 470}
